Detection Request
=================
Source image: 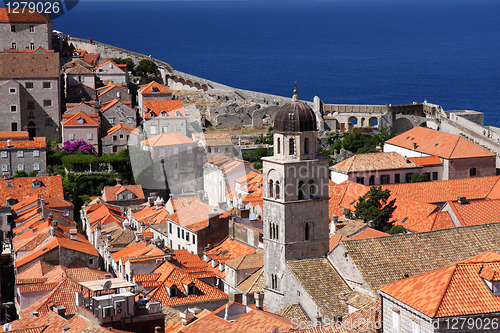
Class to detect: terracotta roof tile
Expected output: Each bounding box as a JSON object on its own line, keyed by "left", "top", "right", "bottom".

{"left": 275, "top": 303, "right": 310, "bottom": 323}
{"left": 332, "top": 152, "right": 421, "bottom": 173}
{"left": 408, "top": 155, "right": 443, "bottom": 166}
{"left": 102, "top": 124, "right": 141, "bottom": 139}
{"left": 0, "top": 52, "right": 59, "bottom": 78}
{"left": 350, "top": 228, "right": 389, "bottom": 240}
{"left": 287, "top": 258, "right": 351, "bottom": 317}
{"left": 168, "top": 201, "right": 227, "bottom": 232}
{"left": 341, "top": 223, "right": 500, "bottom": 296}
{"left": 237, "top": 267, "right": 264, "bottom": 294}
{"left": 0, "top": 8, "right": 51, "bottom": 22}
{"left": 138, "top": 81, "right": 171, "bottom": 94}
{"left": 329, "top": 233, "right": 348, "bottom": 251}
{"left": 61, "top": 111, "right": 100, "bottom": 126}
{"left": 379, "top": 251, "right": 500, "bottom": 318}
{"left": 144, "top": 100, "right": 184, "bottom": 118}
{"left": 95, "top": 60, "right": 126, "bottom": 73}
{"left": 386, "top": 127, "right": 495, "bottom": 159}
{"left": 448, "top": 199, "right": 500, "bottom": 227}
{"left": 0, "top": 137, "right": 45, "bottom": 149}
{"left": 141, "top": 132, "right": 194, "bottom": 147}
{"left": 103, "top": 184, "right": 145, "bottom": 201}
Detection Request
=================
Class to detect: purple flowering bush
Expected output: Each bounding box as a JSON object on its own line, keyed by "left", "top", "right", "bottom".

{"left": 60, "top": 139, "right": 96, "bottom": 155}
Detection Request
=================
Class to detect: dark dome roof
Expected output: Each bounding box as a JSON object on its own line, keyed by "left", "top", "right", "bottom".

{"left": 274, "top": 99, "right": 317, "bottom": 133}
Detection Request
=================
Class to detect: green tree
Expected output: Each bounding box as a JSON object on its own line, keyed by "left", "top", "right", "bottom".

{"left": 410, "top": 172, "right": 429, "bottom": 183}
{"left": 137, "top": 59, "right": 157, "bottom": 75}
{"left": 388, "top": 225, "right": 406, "bottom": 234}
{"left": 110, "top": 57, "right": 135, "bottom": 71}
{"left": 354, "top": 186, "right": 396, "bottom": 232}
{"left": 13, "top": 170, "right": 28, "bottom": 178}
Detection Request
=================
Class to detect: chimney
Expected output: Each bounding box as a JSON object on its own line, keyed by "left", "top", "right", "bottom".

{"left": 70, "top": 228, "right": 78, "bottom": 241}
{"left": 145, "top": 236, "right": 151, "bottom": 244}
{"left": 3, "top": 172, "right": 10, "bottom": 179}
{"left": 457, "top": 196, "right": 467, "bottom": 205}
{"left": 207, "top": 212, "right": 220, "bottom": 226}
{"left": 412, "top": 142, "right": 417, "bottom": 150}
{"left": 368, "top": 220, "right": 375, "bottom": 228}
{"left": 123, "top": 219, "right": 130, "bottom": 230}
{"left": 7, "top": 139, "right": 11, "bottom": 147}
{"left": 180, "top": 309, "right": 195, "bottom": 326}
{"left": 116, "top": 178, "right": 122, "bottom": 185}
{"left": 104, "top": 273, "right": 112, "bottom": 279}
{"left": 238, "top": 208, "right": 250, "bottom": 219}
{"left": 52, "top": 305, "right": 66, "bottom": 317}
{"left": 254, "top": 292, "right": 264, "bottom": 310}
{"left": 140, "top": 222, "right": 145, "bottom": 233}
{"left": 315, "top": 313, "right": 323, "bottom": 327}
{"left": 341, "top": 207, "right": 350, "bottom": 219}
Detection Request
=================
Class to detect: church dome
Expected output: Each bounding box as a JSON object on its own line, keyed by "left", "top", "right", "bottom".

{"left": 274, "top": 90, "right": 317, "bottom": 133}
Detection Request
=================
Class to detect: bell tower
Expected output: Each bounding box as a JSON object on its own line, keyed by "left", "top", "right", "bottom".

{"left": 263, "top": 87, "right": 330, "bottom": 307}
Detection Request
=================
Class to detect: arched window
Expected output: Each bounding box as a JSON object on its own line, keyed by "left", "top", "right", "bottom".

{"left": 275, "top": 181, "right": 280, "bottom": 200}
{"left": 269, "top": 180, "right": 274, "bottom": 198}
{"left": 275, "top": 224, "right": 279, "bottom": 240}
{"left": 304, "top": 137, "right": 309, "bottom": 155}
{"left": 298, "top": 181, "right": 305, "bottom": 200}
{"left": 277, "top": 138, "right": 281, "bottom": 154}
{"left": 289, "top": 138, "right": 295, "bottom": 155}
{"left": 305, "top": 222, "right": 310, "bottom": 241}
{"left": 269, "top": 224, "right": 273, "bottom": 240}
{"left": 308, "top": 180, "right": 315, "bottom": 199}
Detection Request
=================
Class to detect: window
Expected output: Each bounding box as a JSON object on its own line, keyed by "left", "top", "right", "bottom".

{"left": 405, "top": 173, "right": 413, "bottom": 183}
{"left": 127, "top": 117, "right": 133, "bottom": 124}
{"left": 304, "top": 222, "right": 310, "bottom": 241}
{"left": 78, "top": 75, "right": 82, "bottom": 82}
{"left": 277, "top": 138, "right": 281, "bottom": 154}
{"left": 11, "top": 42, "right": 16, "bottom": 49}
{"left": 173, "top": 147, "right": 179, "bottom": 155}
{"left": 412, "top": 320, "right": 420, "bottom": 333}
{"left": 128, "top": 193, "right": 134, "bottom": 199}
{"left": 89, "top": 258, "right": 94, "bottom": 265}
{"left": 275, "top": 181, "right": 280, "bottom": 199}
{"left": 298, "top": 181, "right": 305, "bottom": 200}
{"left": 27, "top": 101, "right": 35, "bottom": 109}
{"left": 87, "top": 133, "right": 93, "bottom": 140}
{"left": 380, "top": 175, "right": 390, "bottom": 184}
{"left": 470, "top": 167, "right": 477, "bottom": 176}
{"left": 18, "top": 164, "right": 24, "bottom": 171}
{"left": 271, "top": 273, "right": 279, "bottom": 290}
{"left": 45, "top": 118, "right": 52, "bottom": 126}
{"left": 43, "top": 82, "right": 51, "bottom": 89}
{"left": 10, "top": 105, "right": 17, "bottom": 112}
{"left": 159, "top": 148, "right": 165, "bottom": 157}
{"left": 77, "top": 118, "right": 84, "bottom": 125}
{"left": 69, "top": 133, "right": 75, "bottom": 141}
{"left": 304, "top": 137, "right": 309, "bottom": 154}
{"left": 169, "top": 223, "right": 172, "bottom": 234}
{"left": 187, "top": 146, "right": 192, "bottom": 154}
{"left": 112, "top": 146, "right": 118, "bottom": 153}
{"left": 182, "top": 229, "right": 184, "bottom": 239}
{"left": 432, "top": 172, "right": 438, "bottom": 180}
{"left": 11, "top": 26, "right": 15, "bottom": 32}
{"left": 1, "top": 165, "right": 8, "bottom": 172}
{"left": 113, "top": 135, "right": 117, "bottom": 141}
{"left": 369, "top": 175, "right": 375, "bottom": 185}
{"left": 120, "top": 135, "right": 123, "bottom": 139}
{"left": 177, "top": 227, "right": 180, "bottom": 238}
{"left": 9, "top": 88, "right": 16, "bottom": 94}
{"left": 161, "top": 126, "right": 167, "bottom": 134}
{"left": 289, "top": 138, "right": 295, "bottom": 155}
{"left": 174, "top": 162, "right": 179, "bottom": 169}
{"left": 29, "top": 25, "right": 34, "bottom": 32}
{"left": 11, "top": 123, "right": 17, "bottom": 131}
{"left": 6, "top": 181, "right": 12, "bottom": 187}
{"left": 17, "top": 151, "right": 23, "bottom": 158}
{"left": 186, "top": 231, "right": 189, "bottom": 241}
{"left": 25, "top": 82, "right": 34, "bottom": 89}
{"left": 356, "top": 176, "right": 364, "bottom": 185}
{"left": 391, "top": 310, "right": 400, "bottom": 330}
{"left": 192, "top": 234, "right": 195, "bottom": 244}
{"left": 33, "top": 164, "right": 40, "bottom": 171}
{"left": 395, "top": 173, "right": 400, "bottom": 183}
{"left": 150, "top": 125, "right": 157, "bottom": 135}
{"left": 109, "top": 118, "right": 115, "bottom": 124}
{"left": 1, "top": 151, "right": 7, "bottom": 158}
{"left": 30, "top": 43, "right": 35, "bottom": 50}
{"left": 308, "top": 180, "right": 315, "bottom": 199}
{"left": 268, "top": 180, "right": 274, "bottom": 198}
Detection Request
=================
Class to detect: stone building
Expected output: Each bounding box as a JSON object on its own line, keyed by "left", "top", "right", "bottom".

{"left": 262, "top": 90, "right": 350, "bottom": 323}
{"left": 384, "top": 127, "right": 496, "bottom": 180}
{"left": 0, "top": 132, "right": 47, "bottom": 177}
{"left": 99, "top": 99, "right": 137, "bottom": 136}
{"left": 137, "top": 81, "right": 173, "bottom": 113}
{"left": 0, "top": 8, "right": 52, "bottom": 51}
{"left": 67, "top": 83, "right": 97, "bottom": 104}
{"left": 143, "top": 100, "right": 187, "bottom": 136}
{"left": 0, "top": 50, "right": 61, "bottom": 140}
{"left": 141, "top": 132, "right": 202, "bottom": 195}
{"left": 101, "top": 124, "right": 141, "bottom": 154}
{"left": 61, "top": 111, "right": 100, "bottom": 153}
{"left": 95, "top": 60, "right": 128, "bottom": 86}
{"left": 97, "top": 84, "right": 132, "bottom": 104}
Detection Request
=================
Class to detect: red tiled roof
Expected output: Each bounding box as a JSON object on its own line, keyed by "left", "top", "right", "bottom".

{"left": 61, "top": 111, "right": 100, "bottom": 126}
{"left": 0, "top": 8, "right": 51, "bottom": 22}
{"left": 103, "top": 184, "right": 145, "bottom": 201}
{"left": 332, "top": 152, "right": 421, "bottom": 172}
{"left": 448, "top": 199, "right": 500, "bottom": 227}
{"left": 102, "top": 124, "right": 141, "bottom": 139}
{"left": 403, "top": 211, "right": 455, "bottom": 232}
{"left": 379, "top": 251, "right": 500, "bottom": 318}
{"left": 141, "top": 132, "right": 194, "bottom": 147}
{"left": 95, "top": 60, "right": 126, "bottom": 73}
{"left": 144, "top": 100, "right": 184, "bottom": 118}
{"left": 385, "top": 127, "right": 495, "bottom": 159}
{"left": 329, "top": 233, "right": 348, "bottom": 251}
{"left": 168, "top": 201, "right": 227, "bottom": 232}
{"left": 100, "top": 98, "right": 134, "bottom": 113}
{"left": 138, "top": 81, "right": 171, "bottom": 94}
{"left": 350, "top": 228, "right": 389, "bottom": 240}
{"left": 408, "top": 155, "right": 443, "bottom": 166}
{"left": 0, "top": 137, "right": 45, "bottom": 149}
{"left": 16, "top": 261, "right": 54, "bottom": 280}
{"left": 133, "top": 204, "right": 169, "bottom": 224}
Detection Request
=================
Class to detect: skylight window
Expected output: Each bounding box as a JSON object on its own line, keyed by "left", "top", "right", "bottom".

{"left": 401, "top": 217, "right": 409, "bottom": 223}
{"left": 349, "top": 200, "right": 356, "bottom": 205}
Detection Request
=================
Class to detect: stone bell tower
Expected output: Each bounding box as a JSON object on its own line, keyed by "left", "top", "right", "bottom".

{"left": 262, "top": 87, "right": 330, "bottom": 305}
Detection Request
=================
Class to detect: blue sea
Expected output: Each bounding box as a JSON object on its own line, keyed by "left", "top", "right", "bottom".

{"left": 53, "top": 0, "right": 500, "bottom": 125}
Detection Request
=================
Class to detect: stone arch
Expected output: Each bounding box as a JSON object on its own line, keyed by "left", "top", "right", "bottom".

{"left": 360, "top": 117, "right": 366, "bottom": 127}
{"left": 369, "top": 117, "right": 379, "bottom": 127}
{"left": 348, "top": 116, "right": 358, "bottom": 126}
{"left": 27, "top": 121, "right": 36, "bottom": 138}
{"left": 393, "top": 117, "right": 414, "bottom": 133}
{"left": 251, "top": 105, "right": 279, "bottom": 129}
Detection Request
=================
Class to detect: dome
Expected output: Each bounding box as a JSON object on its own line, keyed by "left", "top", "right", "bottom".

{"left": 274, "top": 93, "right": 317, "bottom": 133}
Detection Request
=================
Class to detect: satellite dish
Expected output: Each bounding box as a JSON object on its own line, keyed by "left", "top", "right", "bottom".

{"left": 271, "top": 328, "right": 279, "bottom": 333}
{"left": 103, "top": 280, "right": 112, "bottom": 293}
{"left": 3, "top": 323, "right": 12, "bottom": 331}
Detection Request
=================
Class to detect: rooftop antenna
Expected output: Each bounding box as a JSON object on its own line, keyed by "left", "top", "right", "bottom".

{"left": 293, "top": 80, "right": 298, "bottom": 102}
